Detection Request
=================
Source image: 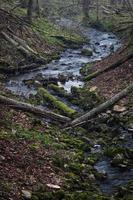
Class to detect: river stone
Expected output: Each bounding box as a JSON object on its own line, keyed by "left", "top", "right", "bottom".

{"left": 110, "top": 44, "right": 115, "bottom": 52}
{"left": 111, "top": 154, "right": 124, "bottom": 165}
{"left": 23, "top": 79, "right": 34, "bottom": 87}
{"left": 22, "top": 190, "right": 32, "bottom": 199}
{"left": 0, "top": 155, "right": 5, "bottom": 161}
{"left": 34, "top": 80, "right": 42, "bottom": 87}
{"left": 46, "top": 184, "right": 61, "bottom": 189}
{"left": 88, "top": 174, "right": 95, "bottom": 181}
{"left": 89, "top": 86, "right": 97, "bottom": 92}
{"left": 96, "top": 170, "right": 108, "bottom": 180}
{"left": 81, "top": 48, "right": 93, "bottom": 57}
{"left": 58, "top": 74, "right": 67, "bottom": 83}
{"left": 113, "top": 105, "right": 127, "bottom": 113}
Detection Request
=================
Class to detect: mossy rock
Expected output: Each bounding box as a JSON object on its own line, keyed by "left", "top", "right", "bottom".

{"left": 81, "top": 48, "right": 93, "bottom": 57}
{"left": 104, "top": 146, "right": 126, "bottom": 158}
{"left": 48, "top": 84, "right": 70, "bottom": 98}
{"left": 80, "top": 62, "right": 95, "bottom": 76}
{"left": 71, "top": 86, "right": 102, "bottom": 111}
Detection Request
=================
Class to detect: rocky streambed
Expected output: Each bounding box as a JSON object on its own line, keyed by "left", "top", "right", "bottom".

{"left": 6, "top": 27, "right": 121, "bottom": 96}
{"left": 5, "top": 23, "right": 133, "bottom": 196}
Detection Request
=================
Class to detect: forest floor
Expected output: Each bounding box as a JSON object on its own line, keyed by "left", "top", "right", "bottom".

{"left": 0, "top": 5, "right": 133, "bottom": 200}
{"left": 88, "top": 47, "right": 133, "bottom": 100}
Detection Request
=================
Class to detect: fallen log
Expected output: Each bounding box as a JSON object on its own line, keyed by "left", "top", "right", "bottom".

{"left": 85, "top": 53, "right": 133, "bottom": 81}
{"left": 0, "top": 63, "right": 42, "bottom": 74}
{"left": 1, "top": 31, "right": 31, "bottom": 57}
{"left": 38, "top": 88, "right": 76, "bottom": 118}
{"left": 0, "top": 94, "right": 71, "bottom": 123}
{"left": 1, "top": 31, "right": 46, "bottom": 64}
{"left": 70, "top": 83, "right": 133, "bottom": 128}
{"left": 10, "top": 33, "right": 39, "bottom": 56}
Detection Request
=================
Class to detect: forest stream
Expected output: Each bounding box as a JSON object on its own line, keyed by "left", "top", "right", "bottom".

{"left": 5, "top": 21, "right": 133, "bottom": 195}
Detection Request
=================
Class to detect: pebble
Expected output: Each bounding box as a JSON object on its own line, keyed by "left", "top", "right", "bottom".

{"left": 0, "top": 155, "right": 5, "bottom": 161}
{"left": 46, "top": 184, "right": 61, "bottom": 189}
{"left": 22, "top": 190, "right": 32, "bottom": 199}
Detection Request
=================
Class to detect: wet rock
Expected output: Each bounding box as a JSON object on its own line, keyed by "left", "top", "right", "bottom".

{"left": 35, "top": 73, "right": 44, "bottom": 81}
{"left": 88, "top": 174, "right": 96, "bottom": 181}
{"left": 71, "top": 86, "right": 80, "bottom": 96}
{"left": 67, "top": 72, "right": 74, "bottom": 80}
{"left": 119, "top": 134, "right": 126, "bottom": 140}
{"left": 95, "top": 170, "right": 108, "bottom": 181}
{"left": 34, "top": 80, "right": 42, "bottom": 87}
{"left": 23, "top": 79, "right": 34, "bottom": 87}
{"left": 81, "top": 48, "right": 93, "bottom": 57}
{"left": 113, "top": 105, "right": 127, "bottom": 113}
{"left": 95, "top": 42, "right": 100, "bottom": 45}
{"left": 22, "top": 190, "right": 32, "bottom": 199}
{"left": 46, "top": 184, "right": 61, "bottom": 189}
{"left": 58, "top": 74, "right": 68, "bottom": 83}
{"left": 111, "top": 154, "right": 124, "bottom": 166}
{"left": 0, "top": 155, "right": 6, "bottom": 161}
{"left": 100, "top": 44, "right": 107, "bottom": 49}
{"left": 118, "top": 164, "right": 128, "bottom": 169}
{"left": 89, "top": 86, "right": 97, "bottom": 92}
{"left": 110, "top": 44, "right": 115, "bottom": 52}
{"left": 0, "top": 74, "right": 6, "bottom": 81}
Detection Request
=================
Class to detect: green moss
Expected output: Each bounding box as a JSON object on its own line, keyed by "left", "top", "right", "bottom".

{"left": 84, "top": 70, "right": 100, "bottom": 81}
{"left": 38, "top": 87, "right": 76, "bottom": 117}
{"left": 11, "top": 125, "right": 53, "bottom": 147}
{"left": 71, "top": 86, "right": 102, "bottom": 111}
{"left": 33, "top": 17, "right": 86, "bottom": 47}
{"left": 69, "top": 163, "right": 84, "bottom": 174}
{"left": 87, "top": 154, "right": 99, "bottom": 165}
{"left": 48, "top": 84, "right": 69, "bottom": 98}
{"left": 105, "top": 146, "right": 126, "bottom": 158}
{"left": 80, "top": 62, "right": 95, "bottom": 76}
{"left": 81, "top": 48, "right": 93, "bottom": 56}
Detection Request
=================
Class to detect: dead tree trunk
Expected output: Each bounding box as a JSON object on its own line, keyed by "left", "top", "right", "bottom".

{"left": 27, "top": 0, "right": 34, "bottom": 22}
{"left": 1, "top": 31, "right": 45, "bottom": 64}
{"left": 82, "top": 0, "right": 90, "bottom": 21}
{"left": 70, "top": 83, "right": 133, "bottom": 127}
{"left": 85, "top": 53, "right": 133, "bottom": 81}
{"left": 0, "top": 95, "right": 71, "bottom": 124}
{"left": 1, "top": 31, "right": 32, "bottom": 57}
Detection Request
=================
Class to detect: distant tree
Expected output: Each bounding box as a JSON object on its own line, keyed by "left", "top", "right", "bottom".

{"left": 27, "top": 0, "right": 34, "bottom": 21}
{"left": 82, "top": 0, "right": 90, "bottom": 20}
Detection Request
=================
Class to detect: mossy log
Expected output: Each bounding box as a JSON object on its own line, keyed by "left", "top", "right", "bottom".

{"left": 48, "top": 84, "right": 69, "bottom": 98}
{"left": 85, "top": 53, "right": 133, "bottom": 81}
{"left": 0, "top": 63, "right": 43, "bottom": 74}
{"left": 0, "top": 94, "right": 71, "bottom": 123}
{"left": 38, "top": 87, "right": 76, "bottom": 117}
{"left": 70, "top": 83, "right": 133, "bottom": 127}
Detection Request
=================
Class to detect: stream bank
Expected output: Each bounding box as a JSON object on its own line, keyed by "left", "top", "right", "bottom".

{"left": 0, "top": 16, "right": 133, "bottom": 200}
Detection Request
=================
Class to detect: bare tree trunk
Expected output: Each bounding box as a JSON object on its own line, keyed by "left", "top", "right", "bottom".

{"left": 0, "top": 95, "right": 71, "bottom": 124}
{"left": 85, "top": 53, "right": 133, "bottom": 81}
{"left": 36, "top": 0, "right": 41, "bottom": 17}
{"left": 70, "top": 83, "right": 133, "bottom": 128}
{"left": 27, "top": 0, "right": 34, "bottom": 21}
{"left": 96, "top": 0, "right": 99, "bottom": 21}
{"left": 82, "top": 0, "right": 90, "bottom": 21}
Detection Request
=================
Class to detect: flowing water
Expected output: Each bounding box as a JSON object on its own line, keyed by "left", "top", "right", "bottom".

{"left": 5, "top": 20, "right": 133, "bottom": 195}
{"left": 6, "top": 26, "right": 121, "bottom": 96}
